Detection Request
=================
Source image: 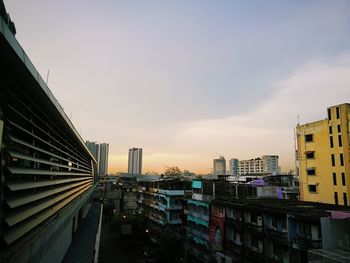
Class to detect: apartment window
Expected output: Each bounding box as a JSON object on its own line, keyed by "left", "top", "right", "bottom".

{"left": 337, "top": 124, "right": 341, "bottom": 133}
{"left": 305, "top": 134, "right": 313, "bottom": 142}
{"left": 344, "top": 193, "right": 348, "bottom": 206}
{"left": 330, "top": 136, "right": 334, "bottom": 148}
{"left": 307, "top": 168, "right": 316, "bottom": 176}
{"left": 308, "top": 185, "right": 317, "bottom": 193}
{"left": 333, "top": 173, "right": 337, "bottom": 186}
{"left": 342, "top": 173, "right": 346, "bottom": 186}
{"left": 338, "top": 135, "right": 342, "bottom": 147}
{"left": 328, "top": 108, "right": 332, "bottom": 120}
{"left": 340, "top": 154, "right": 344, "bottom": 166}
{"left": 331, "top": 154, "right": 335, "bottom": 167}
{"left": 329, "top": 126, "right": 333, "bottom": 134}
{"left": 305, "top": 151, "right": 315, "bottom": 159}
{"left": 334, "top": 192, "right": 338, "bottom": 205}
{"left": 336, "top": 107, "right": 340, "bottom": 119}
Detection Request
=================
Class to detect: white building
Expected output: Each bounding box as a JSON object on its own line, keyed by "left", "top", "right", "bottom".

{"left": 213, "top": 156, "right": 226, "bottom": 176}
{"left": 237, "top": 155, "right": 279, "bottom": 175}
{"left": 128, "top": 148, "right": 143, "bottom": 175}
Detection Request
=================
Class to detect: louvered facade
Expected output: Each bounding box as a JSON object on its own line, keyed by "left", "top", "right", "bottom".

{"left": 0, "top": 7, "right": 96, "bottom": 262}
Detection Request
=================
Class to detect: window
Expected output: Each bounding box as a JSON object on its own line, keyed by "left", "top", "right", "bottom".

{"left": 334, "top": 192, "right": 338, "bottom": 205}
{"left": 330, "top": 137, "right": 334, "bottom": 148}
{"left": 342, "top": 173, "right": 346, "bottom": 186}
{"left": 307, "top": 168, "right": 316, "bottom": 176}
{"left": 329, "top": 126, "right": 333, "bottom": 134}
{"left": 337, "top": 124, "right": 341, "bottom": 133}
{"left": 306, "top": 152, "right": 315, "bottom": 159}
{"left": 333, "top": 173, "right": 337, "bottom": 186}
{"left": 344, "top": 193, "right": 348, "bottom": 206}
{"left": 340, "top": 154, "right": 344, "bottom": 166}
{"left": 338, "top": 135, "right": 342, "bottom": 147}
{"left": 305, "top": 134, "right": 313, "bottom": 142}
{"left": 308, "top": 185, "right": 317, "bottom": 193}
{"left": 336, "top": 107, "right": 340, "bottom": 119}
{"left": 328, "top": 108, "right": 332, "bottom": 120}
{"left": 331, "top": 154, "right": 335, "bottom": 166}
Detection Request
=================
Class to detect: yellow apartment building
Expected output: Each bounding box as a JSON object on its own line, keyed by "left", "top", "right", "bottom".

{"left": 296, "top": 103, "right": 350, "bottom": 205}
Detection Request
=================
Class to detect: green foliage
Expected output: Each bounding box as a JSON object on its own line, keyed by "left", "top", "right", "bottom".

{"left": 164, "top": 166, "right": 182, "bottom": 177}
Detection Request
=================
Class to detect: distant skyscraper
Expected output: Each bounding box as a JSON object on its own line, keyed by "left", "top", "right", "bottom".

{"left": 229, "top": 158, "right": 239, "bottom": 176}
{"left": 99, "top": 143, "right": 109, "bottom": 175}
{"left": 213, "top": 156, "right": 226, "bottom": 176}
{"left": 86, "top": 141, "right": 109, "bottom": 175}
{"left": 128, "top": 148, "right": 143, "bottom": 175}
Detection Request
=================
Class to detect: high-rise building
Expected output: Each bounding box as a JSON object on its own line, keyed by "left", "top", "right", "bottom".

{"left": 128, "top": 148, "right": 143, "bottom": 175}
{"left": 262, "top": 155, "right": 279, "bottom": 174}
{"left": 86, "top": 141, "right": 109, "bottom": 175}
{"left": 229, "top": 158, "right": 239, "bottom": 176}
{"left": 296, "top": 103, "right": 350, "bottom": 206}
{"left": 237, "top": 155, "right": 279, "bottom": 175}
{"left": 213, "top": 156, "right": 226, "bottom": 176}
{"left": 99, "top": 143, "right": 109, "bottom": 175}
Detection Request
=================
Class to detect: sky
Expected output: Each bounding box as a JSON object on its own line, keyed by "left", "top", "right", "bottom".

{"left": 5, "top": 0, "right": 350, "bottom": 174}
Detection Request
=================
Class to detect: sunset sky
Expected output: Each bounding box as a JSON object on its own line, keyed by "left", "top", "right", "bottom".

{"left": 5, "top": 0, "right": 350, "bottom": 174}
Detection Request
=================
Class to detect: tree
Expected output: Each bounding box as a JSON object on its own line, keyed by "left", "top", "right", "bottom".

{"left": 164, "top": 166, "right": 181, "bottom": 177}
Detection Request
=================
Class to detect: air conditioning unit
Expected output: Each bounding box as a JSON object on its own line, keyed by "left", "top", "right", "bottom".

{"left": 257, "top": 216, "right": 263, "bottom": 226}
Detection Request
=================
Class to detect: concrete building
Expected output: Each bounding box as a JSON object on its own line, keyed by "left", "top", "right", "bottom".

{"left": 138, "top": 178, "right": 190, "bottom": 225}
{"left": 99, "top": 143, "right": 109, "bottom": 175}
{"left": 186, "top": 180, "right": 214, "bottom": 263}
{"left": 0, "top": 6, "right": 96, "bottom": 262}
{"left": 238, "top": 155, "right": 279, "bottom": 175}
{"left": 229, "top": 158, "right": 239, "bottom": 176}
{"left": 210, "top": 199, "right": 350, "bottom": 263}
{"left": 86, "top": 141, "right": 109, "bottom": 176}
{"left": 213, "top": 156, "right": 226, "bottom": 176}
{"left": 296, "top": 103, "right": 350, "bottom": 205}
{"left": 128, "top": 148, "right": 143, "bottom": 175}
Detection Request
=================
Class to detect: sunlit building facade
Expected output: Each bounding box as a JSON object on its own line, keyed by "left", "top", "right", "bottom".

{"left": 296, "top": 103, "right": 350, "bottom": 205}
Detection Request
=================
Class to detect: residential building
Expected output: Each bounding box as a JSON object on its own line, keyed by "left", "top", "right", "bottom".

{"left": 211, "top": 199, "right": 350, "bottom": 263}
{"left": 296, "top": 103, "right": 350, "bottom": 205}
{"left": 86, "top": 141, "right": 109, "bottom": 175}
{"left": 0, "top": 8, "right": 96, "bottom": 262}
{"left": 262, "top": 155, "right": 279, "bottom": 174}
{"left": 99, "top": 143, "right": 109, "bottom": 175}
{"left": 229, "top": 158, "right": 239, "bottom": 176}
{"left": 238, "top": 155, "right": 279, "bottom": 175}
{"left": 138, "top": 178, "right": 190, "bottom": 225}
{"left": 128, "top": 147, "right": 143, "bottom": 175}
{"left": 214, "top": 156, "right": 226, "bottom": 176}
{"left": 185, "top": 180, "right": 214, "bottom": 263}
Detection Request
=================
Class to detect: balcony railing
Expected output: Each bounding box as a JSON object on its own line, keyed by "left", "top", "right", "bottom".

{"left": 226, "top": 240, "right": 243, "bottom": 256}
{"left": 265, "top": 228, "right": 288, "bottom": 246}
{"left": 293, "top": 235, "right": 322, "bottom": 250}
{"left": 246, "top": 222, "right": 264, "bottom": 238}
{"left": 245, "top": 247, "right": 264, "bottom": 262}
{"left": 226, "top": 217, "right": 243, "bottom": 232}
{"left": 187, "top": 227, "right": 209, "bottom": 241}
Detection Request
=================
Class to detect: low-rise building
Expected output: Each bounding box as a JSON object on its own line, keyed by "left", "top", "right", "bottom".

{"left": 138, "top": 178, "right": 190, "bottom": 225}
{"left": 211, "top": 199, "right": 350, "bottom": 263}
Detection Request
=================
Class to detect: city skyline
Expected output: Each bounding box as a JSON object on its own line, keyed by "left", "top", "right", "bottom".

{"left": 5, "top": 0, "right": 350, "bottom": 174}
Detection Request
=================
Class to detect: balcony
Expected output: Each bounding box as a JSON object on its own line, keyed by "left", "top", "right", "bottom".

{"left": 265, "top": 228, "right": 288, "bottom": 246}
{"left": 245, "top": 247, "right": 264, "bottom": 262}
{"left": 226, "top": 217, "right": 243, "bottom": 232}
{"left": 246, "top": 222, "right": 264, "bottom": 238}
{"left": 293, "top": 235, "right": 322, "bottom": 250}
{"left": 226, "top": 240, "right": 243, "bottom": 257}
{"left": 187, "top": 227, "right": 209, "bottom": 241}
